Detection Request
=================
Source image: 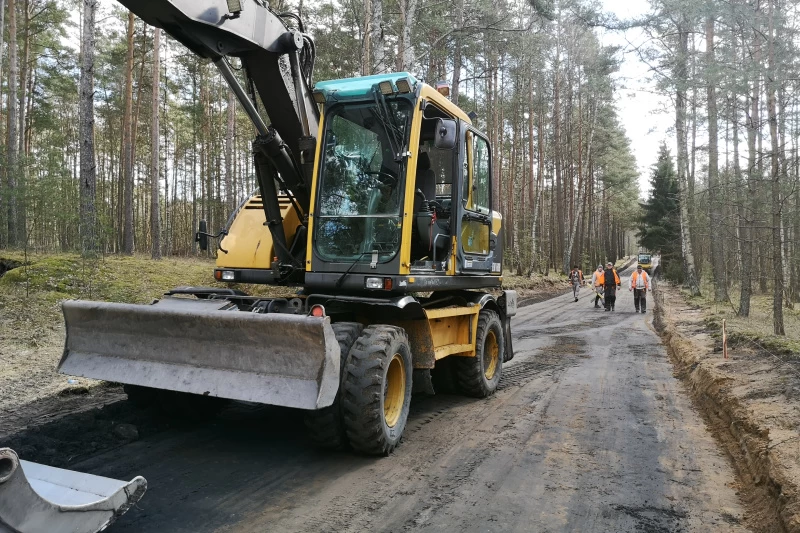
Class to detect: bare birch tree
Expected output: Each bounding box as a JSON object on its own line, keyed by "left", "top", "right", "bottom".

{"left": 706, "top": 14, "right": 727, "bottom": 301}
{"left": 675, "top": 11, "right": 700, "bottom": 295}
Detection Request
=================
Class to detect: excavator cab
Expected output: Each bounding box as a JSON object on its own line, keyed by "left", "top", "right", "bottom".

{"left": 215, "top": 73, "right": 503, "bottom": 293}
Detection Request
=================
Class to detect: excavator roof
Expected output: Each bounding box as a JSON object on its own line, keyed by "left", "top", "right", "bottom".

{"left": 314, "top": 72, "right": 420, "bottom": 99}
{"left": 313, "top": 72, "right": 472, "bottom": 123}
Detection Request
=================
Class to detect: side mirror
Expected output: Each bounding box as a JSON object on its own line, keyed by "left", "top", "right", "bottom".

{"left": 434, "top": 118, "right": 457, "bottom": 150}
{"left": 196, "top": 220, "right": 208, "bottom": 251}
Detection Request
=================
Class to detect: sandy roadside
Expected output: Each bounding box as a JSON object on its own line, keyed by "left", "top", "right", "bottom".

{"left": 655, "top": 281, "right": 800, "bottom": 532}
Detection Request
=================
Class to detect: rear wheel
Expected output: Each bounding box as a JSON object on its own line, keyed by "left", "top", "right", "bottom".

{"left": 342, "top": 325, "right": 412, "bottom": 455}
{"left": 455, "top": 309, "right": 504, "bottom": 397}
{"left": 304, "top": 322, "right": 363, "bottom": 449}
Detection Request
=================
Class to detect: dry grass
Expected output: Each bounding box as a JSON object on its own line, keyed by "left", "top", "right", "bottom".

{"left": 682, "top": 278, "right": 800, "bottom": 357}
{"left": 502, "top": 270, "right": 567, "bottom": 290}
{"left": 0, "top": 252, "right": 301, "bottom": 414}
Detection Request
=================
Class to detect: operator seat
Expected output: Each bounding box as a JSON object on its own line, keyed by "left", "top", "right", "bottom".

{"left": 414, "top": 152, "right": 448, "bottom": 259}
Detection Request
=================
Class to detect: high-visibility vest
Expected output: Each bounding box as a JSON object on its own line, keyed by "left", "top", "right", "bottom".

{"left": 599, "top": 269, "right": 620, "bottom": 286}
{"left": 630, "top": 270, "right": 649, "bottom": 290}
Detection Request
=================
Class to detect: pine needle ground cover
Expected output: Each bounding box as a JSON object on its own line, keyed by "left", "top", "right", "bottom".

{"left": 684, "top": 279, "right": 800, "bottom": 358}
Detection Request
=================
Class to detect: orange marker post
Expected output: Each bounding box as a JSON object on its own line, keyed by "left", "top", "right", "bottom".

{"left": 722, "top": 319, "right": 728, "bottom": 359}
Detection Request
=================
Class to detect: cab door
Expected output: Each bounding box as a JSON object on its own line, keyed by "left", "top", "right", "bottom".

{"left": 456, "top": 127, "right": 495, "bottom": 273}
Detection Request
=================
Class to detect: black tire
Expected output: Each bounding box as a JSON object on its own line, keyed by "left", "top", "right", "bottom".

{"left": 304, "top": 322, "right": 363, "bottom": 450}
{"left": 342, "top": 325, "right": 413, "bottom": 456}
{"left": 430, "top": 356, "right": 458, "bottom": 394}
{"left": 123, "top": 384, "right": 158, "bottom": 408}
{"left": 455, "top": 309, "right": 504, "bottom": 397}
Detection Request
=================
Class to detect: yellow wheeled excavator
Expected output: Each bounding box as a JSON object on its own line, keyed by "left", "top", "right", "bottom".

{"left": 59, "top": 0, "right": 517, "bottom": 456}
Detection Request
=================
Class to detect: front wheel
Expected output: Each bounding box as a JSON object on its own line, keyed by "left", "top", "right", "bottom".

{"left": 455, "top": 309, "right": 504, "bottom": 397}
{"left": 342, "top": 325, "right": 413, "bottom": 456}
{"left": 304, "top": 322, "right": 363, "bottom": 450}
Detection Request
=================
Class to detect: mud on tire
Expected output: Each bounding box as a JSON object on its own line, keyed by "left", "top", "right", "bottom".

{"left": 342, "top": 325, "right": 413, "bottom": 456}
{"left": 304, "top": 322, "right": 363, "bottom": 449}
{"left": 455, "top": 309, "right": 504, "bottom": 397}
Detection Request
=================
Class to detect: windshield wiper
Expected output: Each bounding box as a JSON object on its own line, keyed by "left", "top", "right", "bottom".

{"left": 371, "top": 90, "right": 407, "bottom": 163}
{"left": 335, "top": 250, "right": 379, "bottom": 289}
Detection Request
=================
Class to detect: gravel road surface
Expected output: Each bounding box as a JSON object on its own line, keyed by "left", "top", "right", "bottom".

{"left": 63, "top": 264, "right": 750, "bottom": 532}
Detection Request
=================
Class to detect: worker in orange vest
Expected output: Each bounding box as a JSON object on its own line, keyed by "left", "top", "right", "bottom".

{"left": 599, "top": 262, "right": 621, "bottom": 311}
{"left": 629, "top": 264, "right": 650, "bottom": 313}
{"left": 590, "top": 264, "right": 604, "bottom": 308}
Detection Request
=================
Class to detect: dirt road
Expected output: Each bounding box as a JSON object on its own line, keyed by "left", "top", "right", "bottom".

{"left": 40, "top": 265, "right": 752, "bottom": 532}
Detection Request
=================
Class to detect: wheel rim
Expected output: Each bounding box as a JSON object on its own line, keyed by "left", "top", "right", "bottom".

{"left": 483, "top": 330, "right": 499, "bottom": 380}
{"left": 384, "top": 353, "right": 406, "bottom": 428}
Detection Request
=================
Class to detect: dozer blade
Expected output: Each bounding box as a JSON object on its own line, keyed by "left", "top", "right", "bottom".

{"left": 0, "top": 448, "right": 146, "bottom": 533}
{"left": 59, "top": 297, "right": 341, "bottom": 410}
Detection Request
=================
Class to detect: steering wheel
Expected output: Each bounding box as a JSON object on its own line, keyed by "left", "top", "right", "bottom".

{"left": 364, "top": 170, "right": 398, "bottom": 187}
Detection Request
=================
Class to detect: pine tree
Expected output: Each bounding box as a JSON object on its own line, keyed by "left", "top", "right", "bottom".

{"left": 639, "top": 144, "right": 681, "bottom": 281}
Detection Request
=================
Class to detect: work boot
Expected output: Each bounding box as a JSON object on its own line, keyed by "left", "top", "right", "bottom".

{"left": 641, "top": 309, "right": 646, "bottom": 313}
{"left": 575, "top": 297, "right": 578, "bottom": 302}
{"left": 594, "top": 303, "right": 600, "bottom": 308}
{"left": 634, "top": 308, "right": 639, "bottom": 313}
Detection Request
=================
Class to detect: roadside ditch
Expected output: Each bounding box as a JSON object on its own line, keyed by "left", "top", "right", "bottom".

{"left": 653, "top": 280, "right": 800, "bottom": 532}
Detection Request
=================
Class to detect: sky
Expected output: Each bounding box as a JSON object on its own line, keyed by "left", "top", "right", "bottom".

{"left": 598, "top": 0, "right": 674, "bottom": 197}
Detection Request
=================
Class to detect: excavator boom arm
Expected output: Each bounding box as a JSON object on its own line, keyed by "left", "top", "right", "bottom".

{"left": 117, "top": 0, "right": 319, "bottom": 214}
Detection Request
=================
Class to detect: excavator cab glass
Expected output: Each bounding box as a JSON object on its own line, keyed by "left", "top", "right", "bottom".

{"left": 315, "top": 100, "right": 411, "bottom": 264}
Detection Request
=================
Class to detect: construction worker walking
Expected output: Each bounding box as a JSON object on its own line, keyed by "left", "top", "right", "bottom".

{"left": 629, "top": 264, "right": 650, "bottom": 313}
{"left": 600, "top": 262, "right": 621, "bottom": 311}
{"left": 568, "top": 266, "right": 584, "bottom": 302}
{"left": 590, "top": 265, "right": 604, "bottom": 308}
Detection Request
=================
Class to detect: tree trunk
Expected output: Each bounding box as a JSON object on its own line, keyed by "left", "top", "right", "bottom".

{"left": 121, "top": 12, "right": 135, "bottom": 254}
{"left": 361, "top": 0, "right": 371, "bottom": 75}
{"left": 397, "top": 0, "right": 418, "bottom": 71}
{"left": 6, "top": 0, "right": 18, "bottom": 246}
{"left": 675, "top": 13, "right": 700, "bottom": 295}
{"left": 150, "top": 27, "right": 162, "bottom": 259}
{"left": 740, "top": 9, "right": 762, "bottom": 317}
{"left": 450, "top": 0, "right": 464, "bottom": 104}
{"left": 706, "top": 15, "right": 727, "bottom": 301}
{"left": 15, "top": 0, "right": 30, "bottom": 243}
{"left": 369, "top": 0, "right": 385, "bottom": 73}
{"left": 226, "top": 89, "right": 235, "bottom": 213}
{"left": 79, "top": 0, "right": 97, "bottom": 256}
{"left": 766, "top": 0, "right": 784, "bottom": 334}
{"left": 0, "top": 0, "right": 6, "bottom": 123}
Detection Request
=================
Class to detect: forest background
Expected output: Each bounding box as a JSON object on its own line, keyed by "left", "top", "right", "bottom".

{"left": 0, "top": 0, "right": 797, "bottom": 333}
